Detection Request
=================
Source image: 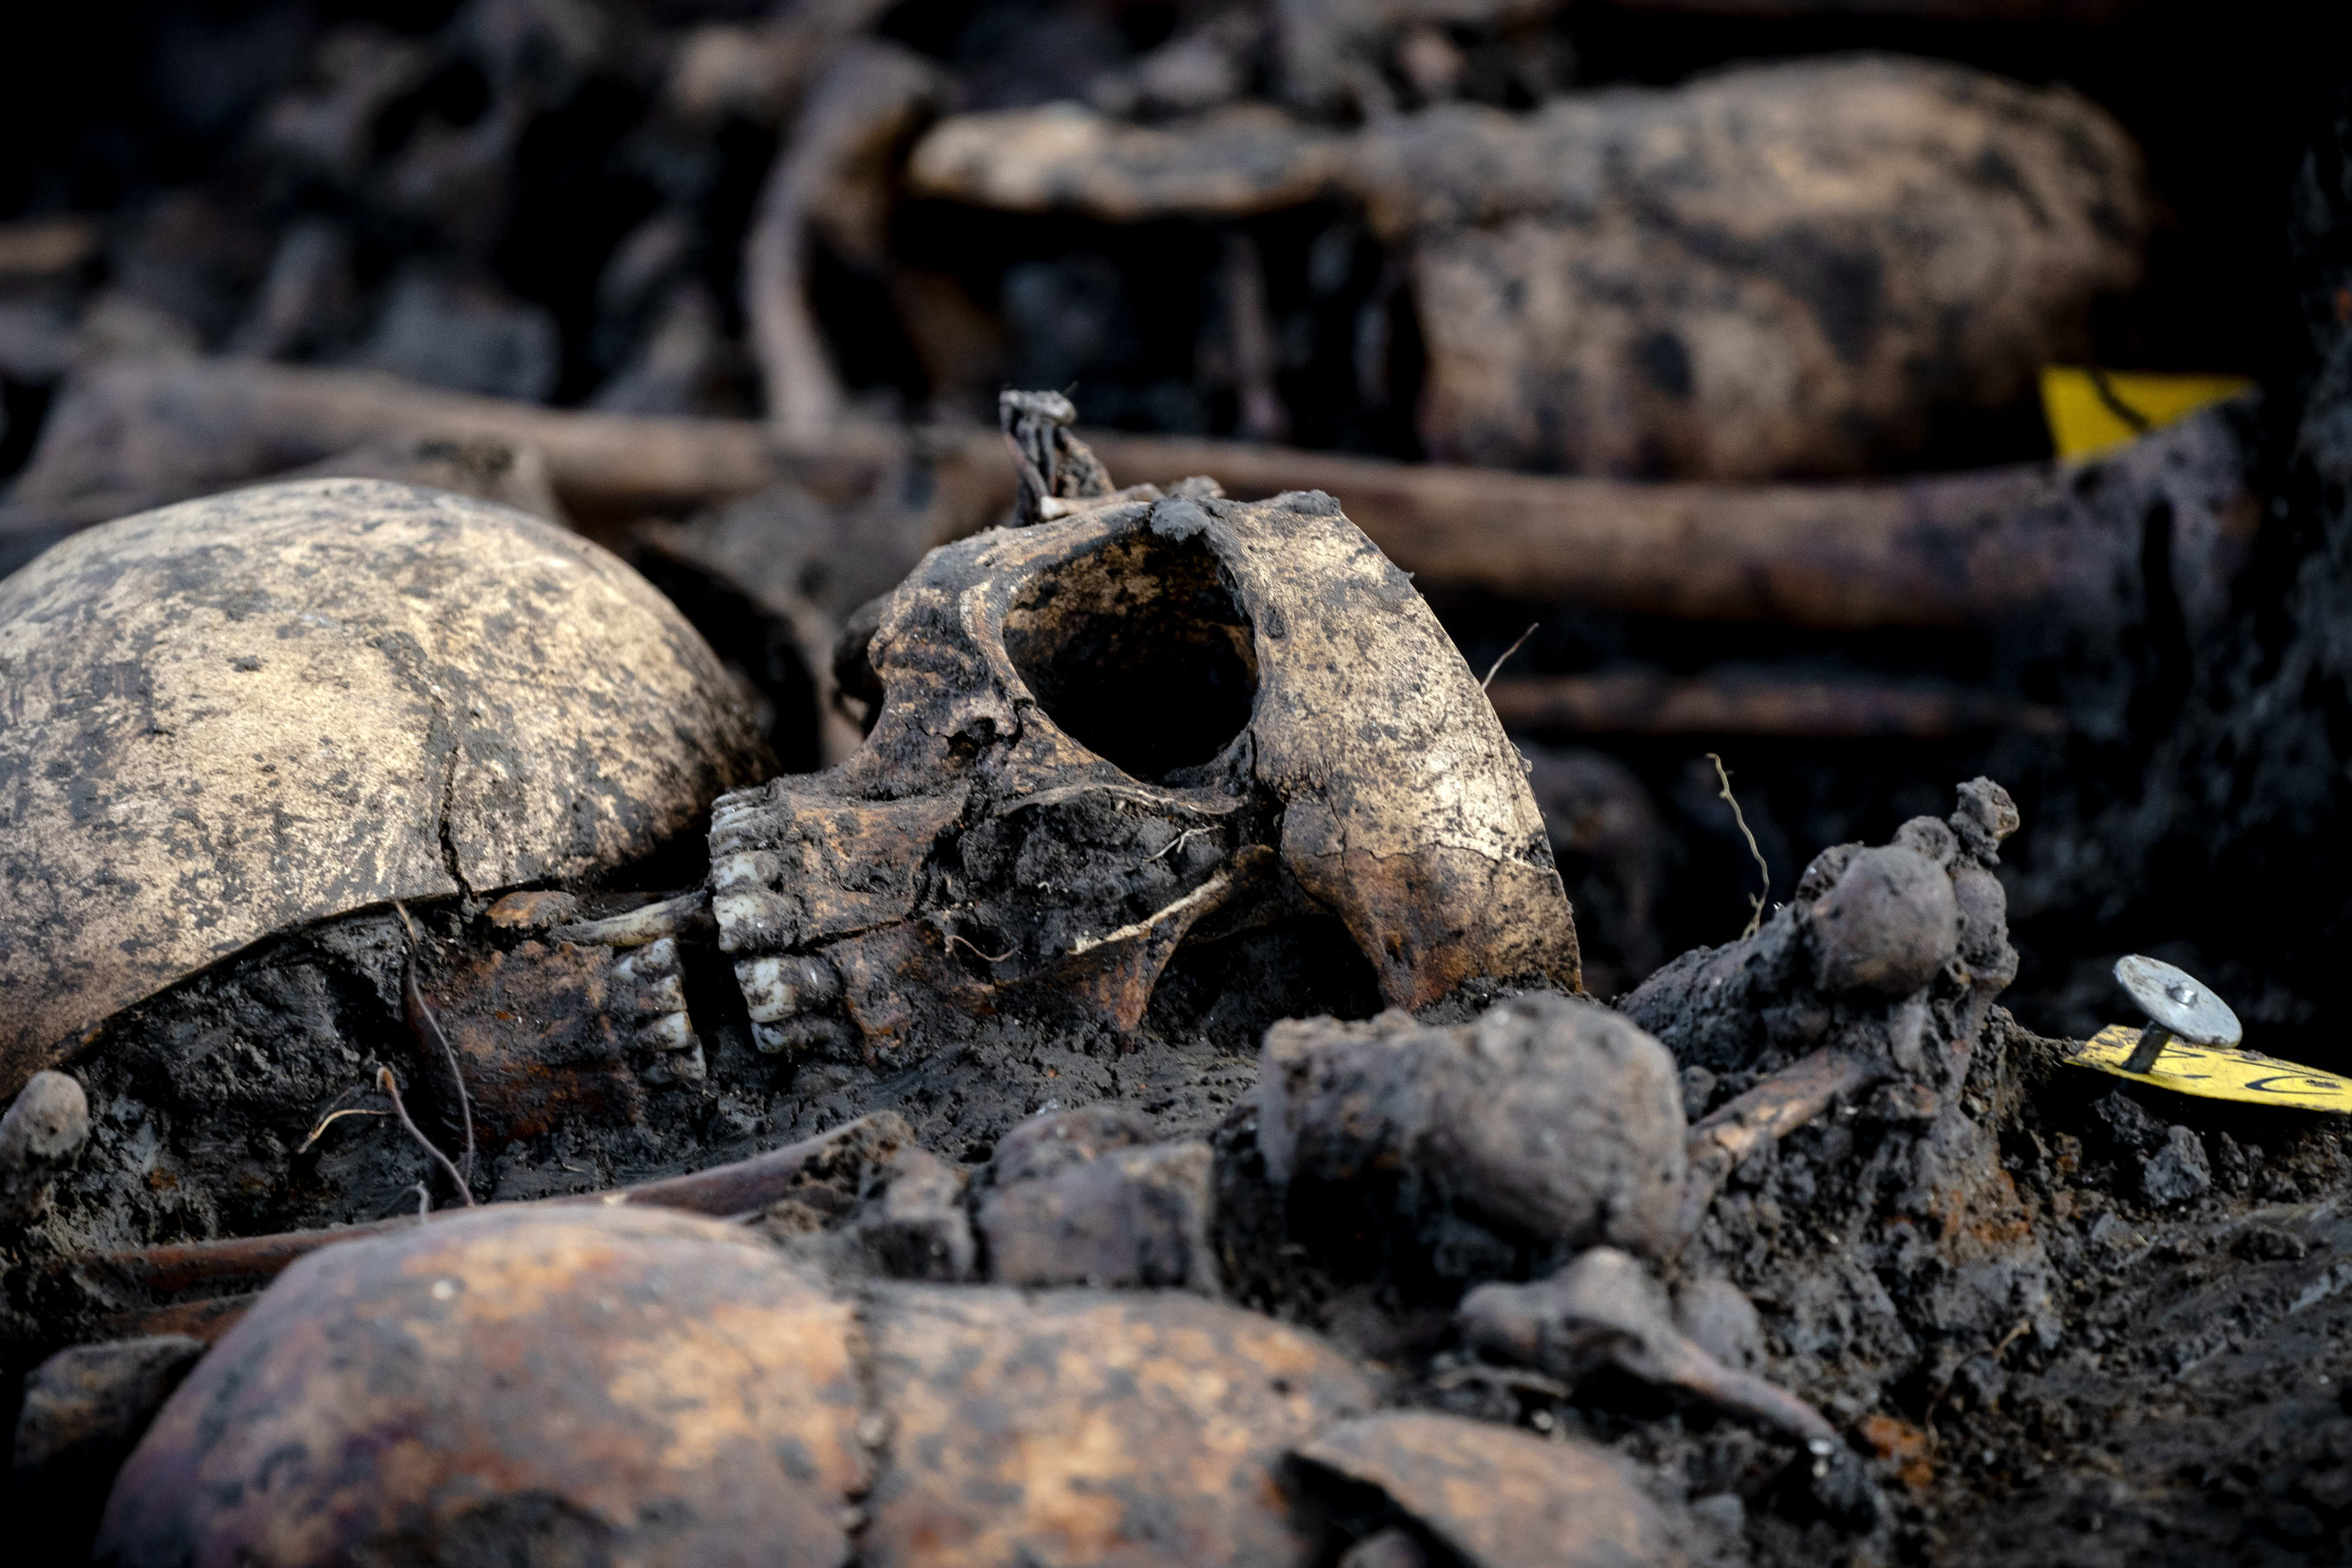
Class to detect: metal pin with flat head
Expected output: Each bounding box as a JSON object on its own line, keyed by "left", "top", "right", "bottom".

{"left": 2113, "top": 955, "right": 2241, "bottom": 1076}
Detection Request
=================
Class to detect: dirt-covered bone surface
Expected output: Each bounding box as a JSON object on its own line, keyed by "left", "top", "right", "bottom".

{"left": 707, "top": 446, "right": 1580, "bottom": 1064}
{"left": 0, "top": 478, "right": 772, "bottom": 1102}
{"left": 905, "top": 55, "right": 2149, "bottom": 480}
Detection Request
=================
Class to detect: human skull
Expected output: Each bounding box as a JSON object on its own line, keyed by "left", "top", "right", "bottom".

{"left": 707, "top": 461, "right": 1582, "bottom": 1059}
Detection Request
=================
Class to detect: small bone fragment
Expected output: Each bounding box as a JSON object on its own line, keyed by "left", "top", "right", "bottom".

{"left": 1001, "top": 388, "right": 1114, "bottom": 522}
{"left": 1294, "top": 1410, "right": 1686, "bottom": 1568}
{"left": 1951, "top": 775, "right": 2022, "bottom": 863}
{"left": 1677, "top": 1047, "right": 1885, "bottom": 1238}
{"left": 551, "top": 890, "right": 712, "bottom": 949}
{"left": 1458, "top": 1248, "right": 1838, "bottom": 1447}
{"left": 0, "top": 1071, "right": 91, "bottom": 1224}
{"left": 484, "top": 889, "right": 582, "bottom": 930}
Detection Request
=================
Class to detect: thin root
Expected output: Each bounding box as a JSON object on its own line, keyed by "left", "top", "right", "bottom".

{"left": 944, "top": 931, "right": 1017, "bottom": 963}
{"left": 297, "top": 1106, "right": 388, "bottom": 1153}
{"left": 1706, "top": 752, "right": 1771, "bottom": 940}
{"left": 1481, "top": 622, "right": 1540, "bottom": 690}
{"left": 1145, "top": 826, "right": 1213, "bottom": 863}
{"left": 377, "top": 1066, "right": 476, "bottom": 1208}
{"left": 394, "top": 901, "right": 477, "bottom": 1188}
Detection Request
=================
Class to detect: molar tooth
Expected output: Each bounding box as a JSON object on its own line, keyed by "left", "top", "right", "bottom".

{"left": 610, "top": 937, "right": 678, "bottom": 988}
{"left": 750, "top": 1014, "right": 854, "bottom": 1056}
{"left": 712, "top": 850, "right": 781, "bottom": 892}
{"left": 640, "top": 1011, "right": 696, "bottom": 1052}
{"left": 635, "top": 971, "right": 687, "bottom": 1015}
{"left": 735, "top": 954, "right": 842, "bottom": 1023}
{"left": 713, "top": 889, "right": 797, "bottom": 952}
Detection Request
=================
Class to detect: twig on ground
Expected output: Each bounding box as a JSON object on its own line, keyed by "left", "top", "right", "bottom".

{"left": 1481, "top": 622, "right": 1540, "bottom": 690}
{"left": 394, "top": 902, "right": 476, "bottom": 1188}
{"left": 375, "top": 1066, "right": 475, "bottom": 1208}
{"left": 1706, "top": 752, "right": 1771, "bottom": 939}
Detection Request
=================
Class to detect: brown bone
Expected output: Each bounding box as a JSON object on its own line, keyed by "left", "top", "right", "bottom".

{"left": 96, "top": 1205, "right": 869, "bottom": 1568}
{"left": 57, "top": 1112, "right": 919, "bottom": 1343}
{"left": 8, "top": 358, "right": 2252, "bottom": 634}
{"left": 708, "top": 482, "right": 1580, "bottom": 1057}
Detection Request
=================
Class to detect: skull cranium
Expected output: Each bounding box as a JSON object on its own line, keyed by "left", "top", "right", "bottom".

{"left": 709, "top": 446, "right": 1581, "bottom": 1060}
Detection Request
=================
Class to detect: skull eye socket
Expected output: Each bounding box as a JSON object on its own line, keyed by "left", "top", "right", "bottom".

{"left": 1003, "top": 529, "right": 1258, "bottom": 784}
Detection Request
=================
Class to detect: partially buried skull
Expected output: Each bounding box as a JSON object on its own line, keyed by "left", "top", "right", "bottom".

{"left": 701, "top": 404, "right": 1581, "bottom": 1059}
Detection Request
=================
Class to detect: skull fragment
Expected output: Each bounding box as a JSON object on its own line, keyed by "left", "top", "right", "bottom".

{"left": 707, "top": 476, "right": 1583, "bottom": 1058}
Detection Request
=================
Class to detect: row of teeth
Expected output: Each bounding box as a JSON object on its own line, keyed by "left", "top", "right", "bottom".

{"left": 611, "top": 937, "right": 704, "bottom": 1080}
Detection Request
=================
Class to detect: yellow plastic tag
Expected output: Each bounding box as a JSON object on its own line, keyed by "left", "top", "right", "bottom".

{"left": 2040, "top": 368, "right": 2256, "bottom": 461}
{"left": 2072, "top": 1024, "right": 2352, "bottom": 1110}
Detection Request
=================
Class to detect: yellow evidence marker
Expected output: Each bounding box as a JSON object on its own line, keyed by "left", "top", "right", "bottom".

{"left": 2040, "top": 368, "right": 2255, "bottom": 461}
{"left": 2071, "top": 1025, "right": 2352, "bottom": 1111}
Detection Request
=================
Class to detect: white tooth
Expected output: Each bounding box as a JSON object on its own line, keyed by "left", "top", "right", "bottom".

{"left": 611, "top": 936, "right": 678, "bottom": 988}
{"left": 750, "top": 1013, "right": 853, "bottom": 1055}
{"left": 735, "top": 954, "right": 841, "bottom": 1022}
{"left": 669, "top": 1042, "right": 707, "bottom": 1082}
{"left": 712, "top": 850, "right": 780, "bottom": 892}
{"left": 641, "top": 1011, "right": 696, "bottom": 1052}
{"left": 737, "top": 956, "right": 797, "bottom": 1022}
{"left": 713, "top": 889, "right": 796, "bottom": 951}
{"left": 637, "top": 971, "right": 687, "bottom": 1014}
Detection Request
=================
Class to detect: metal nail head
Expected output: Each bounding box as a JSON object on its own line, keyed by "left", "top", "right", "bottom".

{"left": 2113, "top": 954, "right": 2241, "bottom": 1076}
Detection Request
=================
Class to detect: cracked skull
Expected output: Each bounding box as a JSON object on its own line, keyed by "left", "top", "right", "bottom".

{"left": 0, "top": 478, "right": 772, "bottom": 1103}
{"left": 706, "top": 466, "right": 1583, "bottom": 1059}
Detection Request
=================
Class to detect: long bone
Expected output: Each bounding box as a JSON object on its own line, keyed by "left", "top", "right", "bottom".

{"left": 47, "top": 1112, "right": 917, "bottom": 1346}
